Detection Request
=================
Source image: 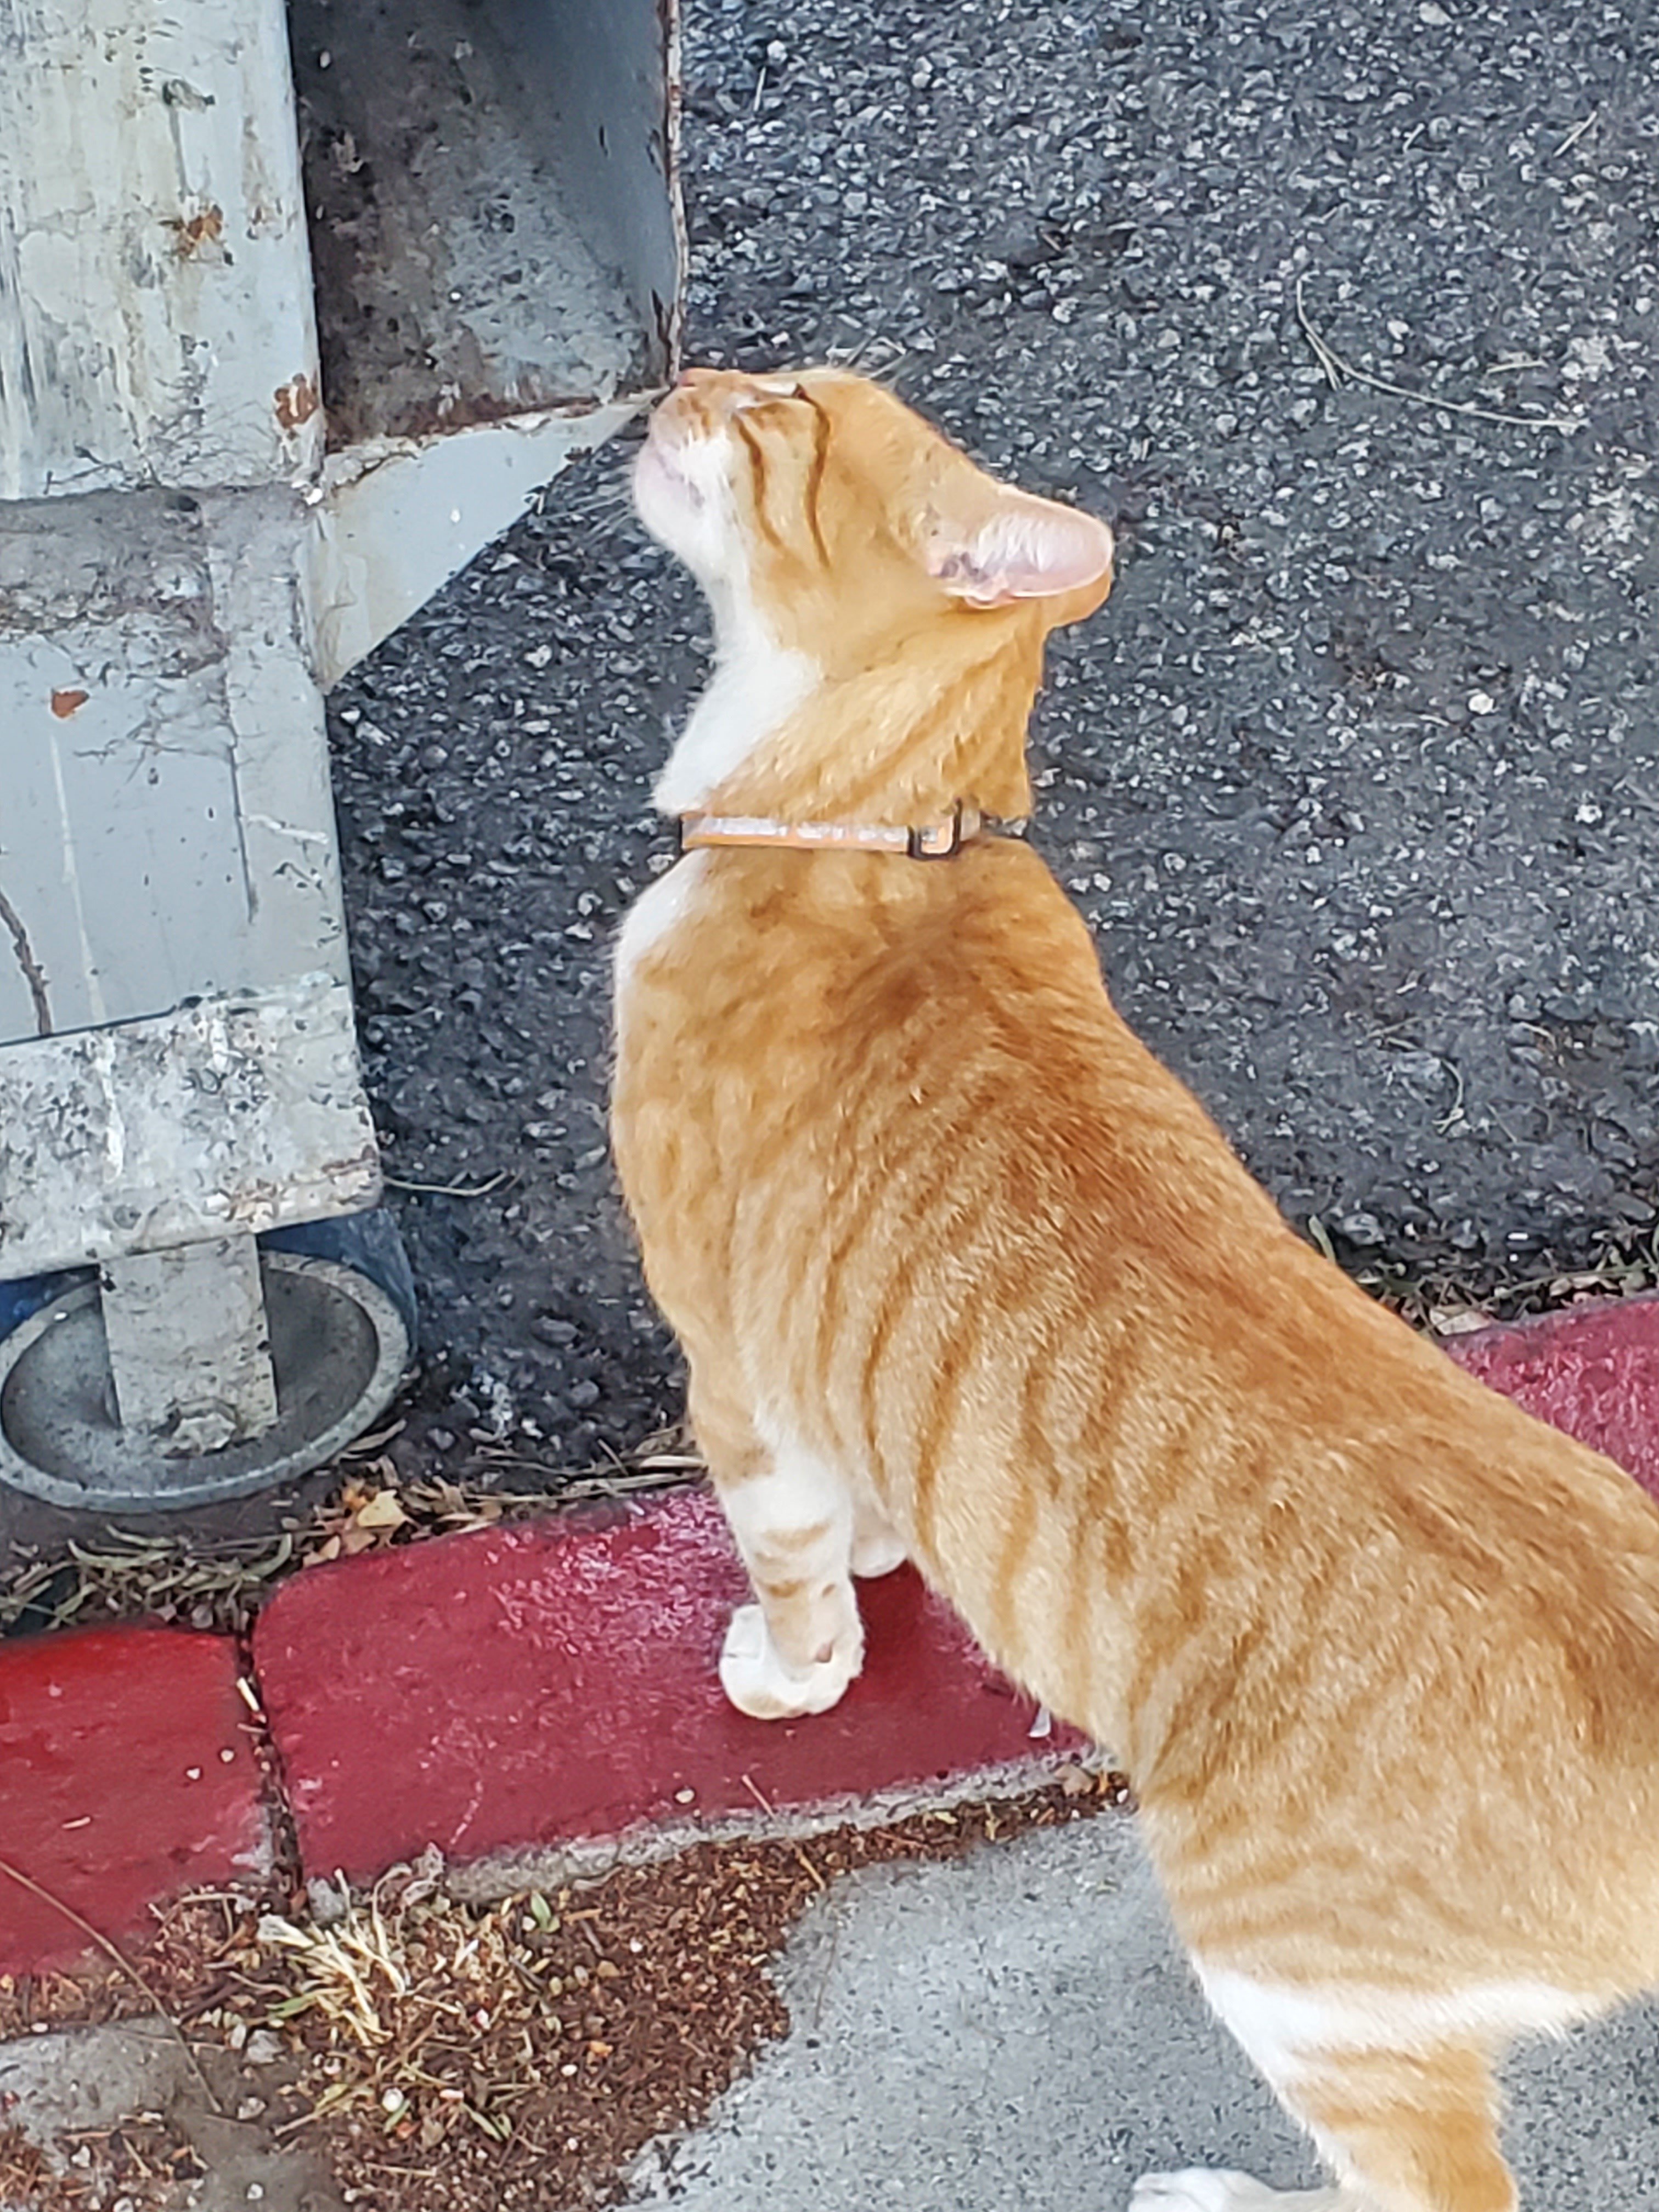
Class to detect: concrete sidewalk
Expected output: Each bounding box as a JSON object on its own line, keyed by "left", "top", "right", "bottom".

{"left": 621, "top": 1818, "right": 1659, "bottom": 2212}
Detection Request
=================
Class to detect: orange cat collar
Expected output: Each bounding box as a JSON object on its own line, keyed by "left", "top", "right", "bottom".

{"left": 677, "top": 801, "right": 1024, "bottom": 861}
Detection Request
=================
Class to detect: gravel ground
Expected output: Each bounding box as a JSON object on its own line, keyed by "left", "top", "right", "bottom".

{"left": 0, "top": 1784, "right": 1119, "bottom": 2212}
{"left": 329, "top": 0, "right": 1659, "bottom": 1474}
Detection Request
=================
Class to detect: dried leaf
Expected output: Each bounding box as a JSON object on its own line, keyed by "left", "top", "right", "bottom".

{"left": 352, "top": 1491, "right": 409, "bottom": 1532}
{"left": 1429, "top": 1306, "right": 1492, "bottom": 1336}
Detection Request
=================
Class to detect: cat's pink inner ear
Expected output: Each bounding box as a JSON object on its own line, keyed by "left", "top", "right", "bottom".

{"left": 927, "top": 496, "right": 1115, "bottom": 607}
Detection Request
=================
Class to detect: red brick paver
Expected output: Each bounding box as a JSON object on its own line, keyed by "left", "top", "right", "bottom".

{"left": 253, "top": 1489, "right": 1071, "bottom": 1882}
{"left": 1444, "top": 1291, "right": 1659, "bottom": 1500}
{"left": 0, "top": 1626, "right": 268, "bottom": 1974}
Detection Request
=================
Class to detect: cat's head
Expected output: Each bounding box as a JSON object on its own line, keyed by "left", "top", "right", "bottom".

{"left": 633, "top": 367, "right": 1114, "bottom": 669}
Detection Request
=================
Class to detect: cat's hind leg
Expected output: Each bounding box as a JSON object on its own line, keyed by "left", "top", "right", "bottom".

{"left": 1131, "top": 2178, "right": 1348, "bottom": 2211}
{"left": 691, "top": 1378, "right": 865, "bottom": 1720}
{"left": 850, "top": 1483, "right": 908, "bottom": 1578}
{"left": 1133, "top": 2034, "right": 1517, "bottom": 2212}
{"left": 1289, "top": 2042, "right": 1517, "bottom": 2212}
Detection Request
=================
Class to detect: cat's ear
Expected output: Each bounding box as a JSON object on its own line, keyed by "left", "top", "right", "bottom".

{"left": 924, "top": 492, "right": 1114, "bottom": 610}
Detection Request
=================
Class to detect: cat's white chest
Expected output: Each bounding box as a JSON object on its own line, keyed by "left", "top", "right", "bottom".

{"left": 612, "top": 849, "right": 711, "bottom": 1048}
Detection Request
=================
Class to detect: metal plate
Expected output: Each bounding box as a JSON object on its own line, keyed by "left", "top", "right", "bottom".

{"left": 0, "top": 490, "right": 353, "bottom": 1047}
{"left": 0, "top": 1251, "right": 409, "bottom": 1509}
{"left": 287, "top": 0, "right": 679, "bottom": 445}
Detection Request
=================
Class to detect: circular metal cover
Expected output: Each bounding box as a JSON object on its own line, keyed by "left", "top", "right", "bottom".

{"left": 0, "top": 1252, "right": 410, "bottom": 1511}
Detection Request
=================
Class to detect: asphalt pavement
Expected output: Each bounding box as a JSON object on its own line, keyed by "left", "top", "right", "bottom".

{"left": 327, "top": 0, "right": 1659, "bottom": 1472}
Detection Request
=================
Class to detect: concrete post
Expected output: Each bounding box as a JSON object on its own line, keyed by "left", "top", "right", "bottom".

{"left": 0, "top": 0, "right": 680, "bottom": 1508}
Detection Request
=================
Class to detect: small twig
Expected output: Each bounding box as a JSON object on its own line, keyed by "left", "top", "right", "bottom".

{"left": 383, "top": 1171, "right": 511, "bottom": 1199}
{"left": 741, "top": 1772, "right": 844, "bottom": 2024}
{"left": 0, "top": 1855, "right": 223, "bottom": 2115}
{"left": 1553, "top": 110, "right": 1598, "bottom": 160}
{"left": 1293, "top": 277, "right": 1579, "bottom": 433}
{"left": 449, "top": 1459, "right": 703, "bottom": 1504}
{"left": 1432, "top": 1058, "right": 1466, "bottom": 1134}
{"left": 343, "top": 1417, "right": 406, "bottom": 1455}
{"left": 740, "top": 1775, "right": 826, "bottom": 1892}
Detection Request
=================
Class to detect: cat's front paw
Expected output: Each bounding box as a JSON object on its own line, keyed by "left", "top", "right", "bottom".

{"left": 718, "top": 1603, "right": 862, "bottom": 1720}
{"left": 1131, "top": 2177, "right": 1250, "bottom": 2211}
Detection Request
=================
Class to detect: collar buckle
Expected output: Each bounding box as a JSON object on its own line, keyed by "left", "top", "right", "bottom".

{"left": 906, "top": 802, "right": 971, "bottom": 860}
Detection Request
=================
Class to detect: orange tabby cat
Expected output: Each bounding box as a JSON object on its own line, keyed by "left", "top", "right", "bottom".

{"left": 610, "top": 364, "right": 1659, "bottom": 2212}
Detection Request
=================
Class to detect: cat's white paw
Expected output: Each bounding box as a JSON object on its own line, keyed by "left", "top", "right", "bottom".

{"left": 1131, "top": 2175, "right": 1338, "bottom": 2212}
{"left": 850, "top": 1528, "right": 907, "bottom": 1578}
{"left": 718, "top": 1603, "right": 862, "bottom": 1720}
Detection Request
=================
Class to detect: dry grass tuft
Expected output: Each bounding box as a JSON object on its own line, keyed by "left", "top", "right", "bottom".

{"left": 0, "top": 1428, "right": 703, "bottom": 1641}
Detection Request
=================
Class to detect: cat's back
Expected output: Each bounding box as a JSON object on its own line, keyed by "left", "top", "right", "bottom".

{"left": 614, "top": 831, "right": 1245, "bottom": 1171}
{"left": 618, "top": 837, "right": 1659, "bottom": 1809}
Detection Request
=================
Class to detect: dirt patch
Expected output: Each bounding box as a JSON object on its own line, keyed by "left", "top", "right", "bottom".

{"left": 0, "top": 2112, "right": 206, "bottom": 2211}
{"left": 0, "top": 1776, "right": 1130, "bottom": 2212}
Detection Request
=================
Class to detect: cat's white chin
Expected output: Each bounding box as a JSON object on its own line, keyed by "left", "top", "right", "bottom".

{"left": 631, "top": 436, "right": 703, "bottom": 540}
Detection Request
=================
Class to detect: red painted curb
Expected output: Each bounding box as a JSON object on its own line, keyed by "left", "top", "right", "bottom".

{"left": 252, "top": 1490, "right": 1074, "bottom": 1883}
{"left": 4, "top": 1292, "right": 1657, "bottom": 1978}
{"left": 0, "top": 1625, "right": 268, "bottom": 1976}
{"left": 1442, "top": 1290, "right": 1659, "bottom": 1501}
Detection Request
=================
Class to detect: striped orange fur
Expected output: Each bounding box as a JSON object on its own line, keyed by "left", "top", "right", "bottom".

{"left": 610, "top": 366, "right": 1659, "bottom": 2212}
